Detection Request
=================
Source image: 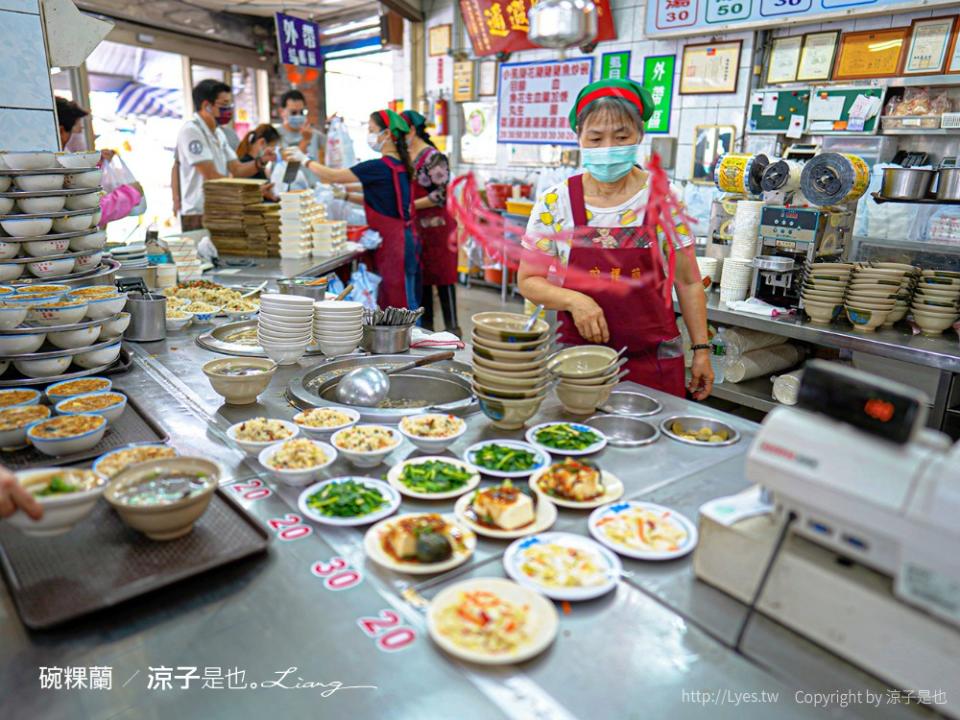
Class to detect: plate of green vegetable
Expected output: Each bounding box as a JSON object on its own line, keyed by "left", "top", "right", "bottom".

{"left": 525, "top": 422, "right": 607, "bottom": 456}
{"left": 387, "top": 456, "right": 481, "bottom": 499}
{"left": 297, "top": 476, "right": 400, "bottom": 526}
{"left": 463, "top": 440, "right": 549, "bottom": 479}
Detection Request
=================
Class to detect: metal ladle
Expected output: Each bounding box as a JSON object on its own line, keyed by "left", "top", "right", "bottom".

{"left": 335, "top": 351, "right": 456, "bottom": 407}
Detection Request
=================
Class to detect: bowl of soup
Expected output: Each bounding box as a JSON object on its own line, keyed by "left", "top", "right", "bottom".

{"left": 7, "top": 467, "right": 105, "bottom": 536}
{"left": 202, "top": 357, "right": 277, "bottom": 406}
{"left": 104, "top": 457, "right": 219, "bottom": 540}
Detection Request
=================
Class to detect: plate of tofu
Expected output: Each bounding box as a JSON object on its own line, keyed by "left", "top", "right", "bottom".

{"left": 363, "top": 513, "right": 476, "bottom": 574}
{"left": 529, "top": 458, "right": 624, "bottom": 509}
{"left": 454, "top": 480, "right": 557, "bottom": 539}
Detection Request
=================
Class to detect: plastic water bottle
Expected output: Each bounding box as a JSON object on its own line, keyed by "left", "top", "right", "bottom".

{"left": 710, "top": 328, "right": 727, "bottom": 384}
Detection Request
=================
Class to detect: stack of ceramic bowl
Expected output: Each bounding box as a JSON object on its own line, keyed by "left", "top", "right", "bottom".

{"left": 313, "top": 300, "right": 363, "bottom": 356}
{"left": 470, "top": 311, "right": 553, "bottom": 430}
{"left": 257, "top": 293, "right": 314, "bottom": 365}
{"left": 800, "top": 262, "right": 852, "bottom": 325}
{"left": 547, "top": 345, "right": 625, "bottom": 415}
{"left": 719, "top": 258, "right": 754, "bottom": 303}
{"left": 844, "top": 263, "right": 916, "bottom": 333}
{"left": 911, "top": 270, "right": 960, "bottom": 336}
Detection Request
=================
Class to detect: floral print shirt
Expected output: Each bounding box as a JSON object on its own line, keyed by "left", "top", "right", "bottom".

{"left": 413, "top": 147, "right": 450, "bottom": 206}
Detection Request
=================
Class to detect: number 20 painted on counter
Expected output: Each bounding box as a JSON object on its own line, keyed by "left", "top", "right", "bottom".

{"left": 267, "top": 513, "right": 313, "bottom": 542}
{"left": 357, "top": 609, "right": 417, "bottom": 652}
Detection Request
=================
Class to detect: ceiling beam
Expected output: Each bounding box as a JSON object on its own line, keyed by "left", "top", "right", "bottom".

{"left": 379, "top": 0, "right": 422, "bottom": 22}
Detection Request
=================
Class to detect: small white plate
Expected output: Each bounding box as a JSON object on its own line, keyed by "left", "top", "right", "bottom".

{"left": 588, "top": 500, "right": 698, "bottom": 561}
{"left": 462, "top": 439, "right": 550, "bottom": 479}
{"left": 454, "top": 490, "right": 556, "bottom": 539}
{"left": 529, "top": 465, "right": 624, "bottom": 509}
{"left": 387, "top": 455, "right": 481, "bottom": 500}
{"left": 363, "top": 513, "right": 476, "bottom": 574}
{"left": 525, "top": 422, "right": 608, "bottom": 456}
{"left": 503, "top": 531, "right": 621, "bottom": 601}
{"left": 297, "top": 476, "right": 400, "bottom": 527}
{"left": 427, "top": 577, "right": 558, "bottom": 665}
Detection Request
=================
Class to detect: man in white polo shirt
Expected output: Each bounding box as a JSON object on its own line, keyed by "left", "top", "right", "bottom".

{"left": 174, "top": 79, "right": 266, "bottom": 230}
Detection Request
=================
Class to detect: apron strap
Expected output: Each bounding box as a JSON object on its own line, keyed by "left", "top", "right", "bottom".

{"left": 380, "top": 156, "right": 411, "bottom": 226}
{"left": 568, "top": 174, "right": 589, "bottom": 227}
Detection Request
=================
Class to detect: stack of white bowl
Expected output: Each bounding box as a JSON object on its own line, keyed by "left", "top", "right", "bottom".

{"left": 800, "top": 262, "right": 852, "bottom": 324}
{"left": 719, "top": 258, "right": 754, "bottom": 303}
{"left": 730, "top": 200, "right": 763, "bottom": 260}
{"left": 845, "top": 263, "right": 917, "bottom": 333}
{"left": 257, "top": 293, "right": 314, "bottom": 364}
{"left": 313, "top": 300, "right": 363, "bottom": 356}
{"left": 911, "top": 270, "right": 960, "bottom": 336}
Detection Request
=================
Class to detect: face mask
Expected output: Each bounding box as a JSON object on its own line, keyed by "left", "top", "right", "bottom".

{"left": 287, "top": 114, "right": 306, "bottom": 129}
{"left": 367, "top": 131, "right": 385, "bottom": 152}
{"left": 581, "top": 144, "right": 639, "bottom": 183}
{"left": 215, "top": 106, "right": 234, "bottom": 126}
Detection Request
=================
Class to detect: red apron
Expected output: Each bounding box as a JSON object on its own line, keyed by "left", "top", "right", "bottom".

{"left": 364, "top": 156, "right": 410, "bottom": 310}
{"left": 557, "top": 174, "right": 686, "bottom": 397}
{"left": 412, "top": 150, "right": 458, "bottom": 286}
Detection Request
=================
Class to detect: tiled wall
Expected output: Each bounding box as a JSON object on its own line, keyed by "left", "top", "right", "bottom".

{"left": 0, "top": 0, "right": 60, "bottom": 151}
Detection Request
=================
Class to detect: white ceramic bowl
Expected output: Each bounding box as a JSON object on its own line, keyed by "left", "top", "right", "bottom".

{"left": 73, "top": 341, "right": 121, "bottom": 369}
{"left": 0, "top": 286, "right": 13, "bottom": 298}
{"left": 98, "top": 312, "right": 130, "bottom": 338}
{"left": 331, "top": 425, "right": 401, "bottom": 468}
{"left": 26, "top": 300, "right": 87, "bottom": 326}
{"left": 64, "top": 170, "right": 101, "bottom": 189}
{"left": 260, "top": 312, "right": 313, "bottom": 327}
{"left": 292, "top": 407, "right": 360, "bottom": 439}
{"left": 1, "top": 152, "right": 55, "bottom": 170}
{"left": 24, "top": 237, "right": 70, "bottom": 257}
{"left": 0, "top": 197, "right": 14, "bottom": 213}
{"left": 0, "top": 304, "right": 28, "bottom": 330}
{"left": 260, "top": 342, "right": 307, "bottom": 365}
{"left": 55, "top": 391, "right": 128, "bottom": 423}
{"left": 48, "top": 324, "right": 99, "bottom": 349}
{"left": 45, "top": 376, "right": 112, "bottom": 401}
{"left": 260, "top": 292, "right": 314, "bottom": 308}
{"left": 397, "top": 413, "right": 468, "bottom": 453}
{"left": 165, "top": 314, "right": 192, "bottom": 332}
{"left": 84, "top": 293, "right": 126, "bottom": 319}
{"left": 913, "top": 310, "right": 958, "bottom": 335}
{"left": 1, "top": 217, "right": 53, "bottom": 237}
{"left": 0, "top": 240, "right": 18, "bottom": 260}
{"left": 317, "top": 339, "right": 361, "bottom": 356}
{"left": 64, "top": 191, "right": 102, "bottom": 211}
{"left": 258, "top": 439, "right": 338, "bottom": 486}
{"left": 56, "top": 151, "right": 100, "bottom": 168}
{"left": 227, "top": 419, "right": 300, "bottom": 455}
{"left": 0, "top": 177, "right": 9, "bottom": 192}
{"left": 28, "top": 257, "right": 76, "bottom": 278}
{"left": 74, "top": 251, "right": 103, "bottom": 271}
{"left": 27, "top": 413, "right": 108, "bottom": 456}
{"left": 17, "top": 195, "right": 66, "bottom": 213}
{"left": 0, "top": 264, "right": 24, "bottom": 282}
{"left": 14, "top": 174, "right": 64, "bottom": 192}
{"left": 0, "top": 405, "right": 51, "bottom": 447}
{"left": 0, "top": 388, "right": 41, "bottom": 408}
{"left": 314, "top": 300, "right": 363, "bottom": 314}
{"left": 0, "top": 332, "right": 45, "bottom": 354}
{"left": 14, "top": 355, "right": 72, "bottom": 377}
{"left": 52, "top": 213, "right": 95, "bottom": 233}
{"left": 69, "top": 230, "right": 106, "bottom": 251}
{"left": 5, "top": 467, "right": 106, "bottom": 536}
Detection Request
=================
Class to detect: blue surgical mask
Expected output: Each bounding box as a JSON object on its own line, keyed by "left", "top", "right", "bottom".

{"left": 287, "top": 114, "right": 306, "bottom": 129}
{"left": 581, "top": 144, "right": 639, "bottom": 183}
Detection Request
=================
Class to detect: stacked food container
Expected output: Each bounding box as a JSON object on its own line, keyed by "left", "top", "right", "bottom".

{"left": 911, "top": 270, "right": 960, "bottom": 336}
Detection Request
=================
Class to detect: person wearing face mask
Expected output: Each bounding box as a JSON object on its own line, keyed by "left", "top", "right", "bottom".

{"left": 278, "top": 90, "right": 324, "bottom": 185}
{"left": 284, "top": 109, "right": 419, "bottom": 311}
{"left": 518, "top": 79, "right": 713, "bottom": 399}
{"left": 173, "top": 79, "right": 267, "bottom": 231}
{"left": 237, "top": 125, "right": 280, "bottom": 180}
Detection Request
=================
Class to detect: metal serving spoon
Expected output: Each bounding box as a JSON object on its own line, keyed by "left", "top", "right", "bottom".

{"left": 335, "top": 351, "right": 455, "bottom": 407}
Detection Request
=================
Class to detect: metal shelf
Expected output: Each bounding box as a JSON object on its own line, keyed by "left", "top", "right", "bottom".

{"left": 870, "top": 192, "right": 960, "bottom": 206}
{"left": 880, "top": 128, "right": 960, "bottom": 136}
{"left": 709, "top": 376, "right": 780, "bottom": 413}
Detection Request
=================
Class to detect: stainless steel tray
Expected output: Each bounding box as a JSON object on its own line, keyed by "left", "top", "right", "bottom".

{"left": 0, "top": 208, "right": 97, "bottom": 220}
{"left": 598, "top": 390, "right": 663, "bottom": 417}
{"left": 0, "top": 345, "right": 130, "bottom": 387}
{"left": 0, "top": 166, "right": 96, "bottom": 175}
{"left": 0, "top": 187, "right": 101, "bottom": 199}
{"left": 585, "top": 414, "right": 660, "bottom": 447}
{"left": 0, "top": 336, "right": 120, "bottom": 361}
{"left": 0, "top": 312, "right": 123, "bottom": 336}
{"left": 195, "top": 319, "right": 322, "bottom": 358}
{"left": 0, "top": 248, "right": 99, "bottom": 265}
{"left": 0, "top": 227, "right": 101, "bottom": 243}
{"left": 659, "top": 415, "right": 740, "bottom": 447}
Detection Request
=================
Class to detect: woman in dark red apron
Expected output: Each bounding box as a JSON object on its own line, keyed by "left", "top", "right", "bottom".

{"left": 401, "top": 110, "right": 460, "bottom": 334}
{"left": 517, "top": 79, "right": 713, "bottom": 399}
{"left": 284, "top": 109, "right": 419, "bottom": 310}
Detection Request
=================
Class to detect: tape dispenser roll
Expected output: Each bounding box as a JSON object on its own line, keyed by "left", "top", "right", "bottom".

{"left": 715, "top": 154, "right": 770, "bottom": 195}
{"left": 760, "top": 160, "right": 804, "bottom": 193}
{"left": 800, "top": 153, "right": 870, "bottom": 205}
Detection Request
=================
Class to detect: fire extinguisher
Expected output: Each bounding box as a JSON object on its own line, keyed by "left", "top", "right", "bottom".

{"left": 434, "top": 92, "right": 448, "bottom": 136}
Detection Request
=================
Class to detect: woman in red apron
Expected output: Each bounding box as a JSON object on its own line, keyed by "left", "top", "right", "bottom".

{"left": 517, "top": 79, "right": 713, "bottom": 399}
{"left": 284, "top": 109, "right": 419, "bottom": 310}
{"left": 401, "top": 110, "right": 460, "bottom": 334}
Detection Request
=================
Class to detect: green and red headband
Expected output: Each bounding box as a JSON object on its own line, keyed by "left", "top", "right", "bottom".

{"left": 568, "top": 79, "right": 655, "bottom": 132}
{"left": 400, "top": 110, "right": 426, "bottom": 131}
{"left": 376, "top": 109, "right": 410, "bottom": 138}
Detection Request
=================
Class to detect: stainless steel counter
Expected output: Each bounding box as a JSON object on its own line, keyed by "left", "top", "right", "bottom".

{"left": 207, "top": 248, "right": 364, "bottom": 286}
{"left": 0, "top": 326, "right": 934, "bottom": 719}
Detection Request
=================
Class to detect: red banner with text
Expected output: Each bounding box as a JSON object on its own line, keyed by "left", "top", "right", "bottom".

{"left": 459, "top": 0, "right": 617, "bottom": 57}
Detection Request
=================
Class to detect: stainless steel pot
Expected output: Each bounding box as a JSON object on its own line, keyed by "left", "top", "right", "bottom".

{"left": 881, "top": 167, "right": 935, "bottom": 200}
{"left": 528, "top": 0, "right": 598, "bottom": 49}
{"left": 277, "top": 278, "right": 329, "bottom": 301}
{"left": 936, "top": 167, "right": 960, "bottom": 201}
{"left": 362, "top": 324, "right": 413, "bottom": 354}
{"left": 125, "top": 292, "right": 166, "bottom": 342}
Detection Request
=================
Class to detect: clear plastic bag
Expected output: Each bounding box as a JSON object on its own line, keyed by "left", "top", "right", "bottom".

{"left": 325, "top": 117, "right": 355, "bottom": 169}
{"left": 101, "top": 155, "right": 137, "bottom": 194}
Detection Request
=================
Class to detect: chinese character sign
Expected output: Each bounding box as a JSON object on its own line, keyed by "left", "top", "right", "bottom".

{"left": 275, "top": 13, "right": 321, "bottom": 68}
{"left": 496, "top": 59, "right": 594, "bottom": 146}
{"left": 601, "top": 51, "right": 631, "bottom": 80}
{"left": 642, "top": 55, "right": 675, "bottom": 134}
{"left": 460, "top": 0, "right": 617, "bottom": 57}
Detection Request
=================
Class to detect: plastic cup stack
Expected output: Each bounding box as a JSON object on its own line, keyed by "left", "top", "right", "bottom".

{"left": 257, "top": 293, "right": 314, "bottom": 365}
{"left": 696, "top": 257, "right": 719, "bottom": 286}
{"left": 313, "top": 300, "right": 364, "bottom": 356}
{"left": 719, "top": 258, "right": 754, "bottom": 303}
{"left": 730, "top": 200, "right": 764, "bottom": 260}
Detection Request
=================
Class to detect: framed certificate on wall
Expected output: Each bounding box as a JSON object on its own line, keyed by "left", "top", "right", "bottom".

{"left": 902, "top": 17, "right": 955, "bottom": 75}
{"left": 797, "top": 31, "right": 839, "bottom": 82}
{"left": 766, "top": 35, "right": 803, "bottom": 85}
{"left": 679, "top": 40, "right": 742, "bottom": 94}
{"left": 833, "top": 28, "right": 908, "bottom": 81}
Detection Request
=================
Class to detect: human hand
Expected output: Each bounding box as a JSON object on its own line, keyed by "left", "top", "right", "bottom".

{"left": 566, "top": 292, "right": 609, "bottom": 344}
{"left": 0, "top": 466, "right": 42, "bottom": 520}
{"left": 300, "top": 122, "right": 313, "bottom": 140}
{"left": 100, "top": 149, "right": 116, "bottom": 163}
{"left": 260, "top": 182, "right": 278, "bottom": 202}
{"left": 282, "top": 147, "right": 308, "bottom": 164}
{"left": 688, "top": 351, "right": 714, "bottom": 401}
